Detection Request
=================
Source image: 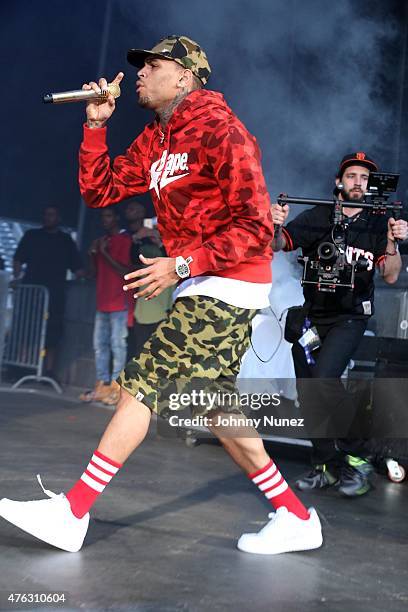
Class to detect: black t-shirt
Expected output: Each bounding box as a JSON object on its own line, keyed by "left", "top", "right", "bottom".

{"left": 14, "top": 228, "right": 82, "bottom": 289}
{"left": 283, "top": 205, "right": 388, "bottom": 320}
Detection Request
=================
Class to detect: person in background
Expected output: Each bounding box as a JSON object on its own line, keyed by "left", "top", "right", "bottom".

{"left": 79, "top": 207, "right": 132, "bottom": 405}
{"left": 13, "top": 206, "right": 84, "bottom": 377}
{"left": 124, "top": 199, "right": 146, "bottom": 236}
{"left": 124, "top": 199, "right": 173, "bottom": 358}
{"left": 271, "top": 152, "right": 408, "bottom": 497}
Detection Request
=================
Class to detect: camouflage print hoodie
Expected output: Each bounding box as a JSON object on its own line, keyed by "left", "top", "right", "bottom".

{"left": 79, "top": 89, "right": 273, "bottom": 282}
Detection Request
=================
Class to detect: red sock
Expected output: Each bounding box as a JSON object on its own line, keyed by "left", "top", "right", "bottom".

{"left": 66, "top": 450, "right": 122, "bottom": 518}
{"left": 249, "top": 458, "right": 309, "bottom": 520}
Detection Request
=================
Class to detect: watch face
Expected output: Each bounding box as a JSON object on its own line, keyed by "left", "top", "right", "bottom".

{"left": 177, "top": 263, "right": 189, "bottom": 278}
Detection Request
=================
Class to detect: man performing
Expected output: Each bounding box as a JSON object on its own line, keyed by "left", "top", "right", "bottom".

{"left": 0, "top": 36, "right": 322, "bottom": 555}
{"left": 271, "top": 153, "right": 408, "bottom": 496}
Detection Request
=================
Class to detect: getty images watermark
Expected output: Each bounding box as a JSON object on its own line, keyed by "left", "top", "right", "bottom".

{"left": 166, "top": 389, "right": 305, "bottom": 430}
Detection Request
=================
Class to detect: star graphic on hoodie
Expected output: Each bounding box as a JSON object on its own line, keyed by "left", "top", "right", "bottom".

{"left": 149, "top": 150, "right": 189, "bottom": 199}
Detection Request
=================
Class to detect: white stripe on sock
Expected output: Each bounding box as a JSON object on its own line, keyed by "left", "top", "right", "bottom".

{"left": 258, "top": 470, "right": 282, "bottom": 491}
{"left": 87, "top": 462, "right": 113, "bottom": 483}
{"left": 252, "top": 463, "right": 277, "bottom": 485}
{"left": 92, "top": 454, "right": 119, "bottom": 474}
{"left": 81, "top": 472, "right": 106, "bottom": 493}
{"left": 265, "top": 480, "right": 288, "bottom": 499}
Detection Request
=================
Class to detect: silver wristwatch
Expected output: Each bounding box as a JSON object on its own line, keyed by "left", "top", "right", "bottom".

{"left": 175, "top": 256, "right": 193, "bottom": 279}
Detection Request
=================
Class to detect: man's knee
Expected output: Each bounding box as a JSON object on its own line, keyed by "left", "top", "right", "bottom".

{"left": 115, "top": 386, "right": 151, "bottom": 419}
{"left": 210, "top": 422, "right": 264, "bottom": 454}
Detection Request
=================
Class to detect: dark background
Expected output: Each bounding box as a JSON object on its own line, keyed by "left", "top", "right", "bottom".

{"left": 0, "top": 0, "right": 407, "bottom": 247}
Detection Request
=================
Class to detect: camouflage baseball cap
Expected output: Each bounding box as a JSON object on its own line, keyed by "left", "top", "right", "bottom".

{"left": 127, "top": 35, "right": 211, "bottom": 85}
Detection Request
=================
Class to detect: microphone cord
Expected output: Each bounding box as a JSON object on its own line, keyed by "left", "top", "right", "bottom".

{"left": 249, "top": 306, "right": 289, "bottom": 364}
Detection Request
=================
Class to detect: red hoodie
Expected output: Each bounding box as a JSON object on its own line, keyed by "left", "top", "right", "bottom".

{"left": 79, "top": 89, "right": 273, "bottom": 282}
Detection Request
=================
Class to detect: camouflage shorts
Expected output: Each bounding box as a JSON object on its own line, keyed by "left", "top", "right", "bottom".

{"left": 117, "top": 295, "right": 256, "bottom": 420}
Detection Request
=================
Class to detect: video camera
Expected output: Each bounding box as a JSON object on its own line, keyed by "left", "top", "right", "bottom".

{"left": 277, "top": 172, "right": 402, "bottom": 293}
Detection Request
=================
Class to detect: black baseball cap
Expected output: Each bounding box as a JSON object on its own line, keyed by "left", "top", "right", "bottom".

{"left": 337, "top": 152, "right": 378, "bottom": 177}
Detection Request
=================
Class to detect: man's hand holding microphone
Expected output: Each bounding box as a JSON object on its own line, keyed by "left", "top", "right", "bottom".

{"left": 84, "top": 72, "right": 124, "bottom": 129}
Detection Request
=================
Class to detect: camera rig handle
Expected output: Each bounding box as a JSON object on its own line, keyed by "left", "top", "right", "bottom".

{"left": 277, "top": 194, "right": 403, "bottom": 214}
{"left": 273, "top": 192, "right": 288, "bottom": 236}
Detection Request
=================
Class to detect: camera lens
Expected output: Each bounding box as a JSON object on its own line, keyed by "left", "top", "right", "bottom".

{"left": 317, "top": 242, "right": 337, "bottom": 262}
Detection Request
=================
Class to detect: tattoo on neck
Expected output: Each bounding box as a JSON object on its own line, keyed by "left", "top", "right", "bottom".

{"left": 158, "top": 90, "right": 189, "bottom": 128}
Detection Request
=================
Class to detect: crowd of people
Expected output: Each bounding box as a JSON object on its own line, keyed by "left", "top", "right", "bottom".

{"left": 1, "top": 34, "right": 407, "bottom": 557}
{"left": 11, "top": 199, "right": 168, "bottom": 396}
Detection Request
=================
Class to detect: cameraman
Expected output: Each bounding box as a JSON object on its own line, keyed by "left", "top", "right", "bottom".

{"left": 271, "top": 152, "right": 408, "bottom": 497}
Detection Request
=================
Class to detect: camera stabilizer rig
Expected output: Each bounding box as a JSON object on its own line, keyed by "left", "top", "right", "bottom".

{"left": 277, "top": 172, "right": 403, "bottom": 293}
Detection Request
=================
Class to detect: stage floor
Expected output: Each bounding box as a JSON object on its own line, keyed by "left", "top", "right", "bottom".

{"left": 0, "top": 388, "right": 407, "bottom": 612}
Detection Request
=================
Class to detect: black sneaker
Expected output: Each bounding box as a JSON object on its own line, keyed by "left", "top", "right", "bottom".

{"left": 295, "top": 464, "right": 338, "bottom": 491}
{"left": 338, "top": 455, "right": 374, "bottom": 497}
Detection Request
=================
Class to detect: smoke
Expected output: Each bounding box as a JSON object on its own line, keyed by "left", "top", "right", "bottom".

{"left": 0, "top": 0, "right": 403, "bottom": 226}
{"left": 117, "top": 0, "right": 402, "bottom": 377}
{"left": 0, "top": 0, "right": 403, "bottom": 375}
{"left": 117, "top": 0, "right": 401, "bottom": 200}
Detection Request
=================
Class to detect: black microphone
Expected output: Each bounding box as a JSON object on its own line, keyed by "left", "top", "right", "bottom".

{"left": 43, "top": 82, "right": 121, "bottom": 104}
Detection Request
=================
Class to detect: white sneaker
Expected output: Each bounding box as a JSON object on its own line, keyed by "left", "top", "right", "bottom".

{"left": 0, "top": 475, "right": 89, "bottom": 553}
{"left": 237, "top": 506, "right": 323, "bottom": 555}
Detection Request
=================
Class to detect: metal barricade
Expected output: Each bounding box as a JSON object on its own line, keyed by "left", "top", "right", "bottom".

{"left": 0, "top": 271, "right": 10, "bottom": 383}
{"left": 2, "top": 284, "right": 62, "bottom": 393}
